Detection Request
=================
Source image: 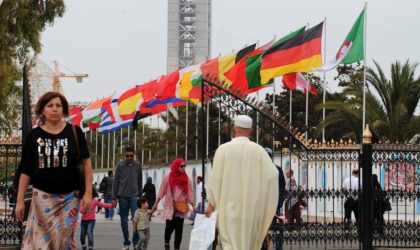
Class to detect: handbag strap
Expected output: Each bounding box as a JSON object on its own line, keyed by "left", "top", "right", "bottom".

{"left": 71, "top": 124, "right": 80, "bottom": 160}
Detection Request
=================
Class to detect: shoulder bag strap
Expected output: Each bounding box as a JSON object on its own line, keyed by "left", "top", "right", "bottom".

{"left": 71, "top": 124, "right": 80, "bottom": 160}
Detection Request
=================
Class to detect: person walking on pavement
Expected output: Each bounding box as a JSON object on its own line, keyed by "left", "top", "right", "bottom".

{"left": 15, "top": 92, "right": 93, "bottom": 249}
{"left": 151, "top": 158, "right": 195, "bottom": 250}
{"left": 343, "top": 169, "right": 360, "bottom": 223}
{"left": 103, "top": 170, "right": 115, "bottom": 220}
{"left": 263, "top": 148, "right": 286, "bottom": 250}
{"left": 204, "top": 115, "right": 279, "bottom": 250}
{"left": 142, "top": 177, "right": 156, "bottom": 210}
{"left": 80, "top": 189, "right": 113, "bottom": 250}
{"left": 112, "top": 147, "right": 143, "bottom": 250}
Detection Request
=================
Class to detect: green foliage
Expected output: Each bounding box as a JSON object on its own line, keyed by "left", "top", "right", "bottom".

{"left": 0, "top": 0, "right": 65, "bottom": 135}
{"left": 318, "top": 61, "right": 420, "bottom": 143}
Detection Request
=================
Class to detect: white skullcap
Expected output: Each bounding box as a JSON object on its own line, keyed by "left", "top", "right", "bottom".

{"left": 234, "top": 115, "right": 253, "bottom": 129}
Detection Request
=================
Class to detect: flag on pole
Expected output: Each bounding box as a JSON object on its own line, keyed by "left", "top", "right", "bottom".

{"left": 82, "top": 97, "right": 111, "bottom": 125}
{"left": 225, "top": 42, "right": 271, "bottom": 94}
{"left": 98, "top": 98, "right": 133, "bottom": 134}
{"left": 260, "top": 22, "right": 324, "bottom": 84}
{"left": 245, "top": 26, "right": 306, "bottom": 93}
{"left": 282, "top": 73, "right": 318, "bottom": 95}
{"left": 117, "top": 80, "right": 157, "bottom": 121}
{"left": 320, "top": 9, "right": 365, "bottom": 71}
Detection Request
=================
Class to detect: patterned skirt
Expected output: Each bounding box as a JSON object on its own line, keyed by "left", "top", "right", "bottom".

{"left": 21, "top": 188, "right": 80, "bottom": 250}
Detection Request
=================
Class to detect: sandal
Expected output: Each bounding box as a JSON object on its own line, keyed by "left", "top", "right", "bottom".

{"left": 164, "top": 243, "right": 170, "bottom": 250}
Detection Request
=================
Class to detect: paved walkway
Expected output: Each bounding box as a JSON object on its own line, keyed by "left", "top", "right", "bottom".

{"left": 75, "top": 212, "right": 193, "bottom": 250}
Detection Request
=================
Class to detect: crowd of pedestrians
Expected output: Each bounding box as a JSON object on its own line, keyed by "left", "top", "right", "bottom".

{"left": 12, "top": 92, "right": 373, "bottom": 250}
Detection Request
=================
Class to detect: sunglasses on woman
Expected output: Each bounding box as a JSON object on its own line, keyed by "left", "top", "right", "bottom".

{"left": 180, "top": 164, "right": 186, "bottom": 168}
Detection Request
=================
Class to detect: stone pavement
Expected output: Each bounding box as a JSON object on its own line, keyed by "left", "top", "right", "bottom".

{"left": 75, "top": 212, "right": 193, "bottom": 250}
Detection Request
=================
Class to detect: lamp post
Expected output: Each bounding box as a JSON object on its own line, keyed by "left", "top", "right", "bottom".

{"left": 22, "top": 62, "right": 32, "bottom": 144}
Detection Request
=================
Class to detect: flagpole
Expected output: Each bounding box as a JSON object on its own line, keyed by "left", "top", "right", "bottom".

{"left": 362, "top": 2, "right": 368, "bottom": 136}
{"left": 120, "top": 127, "right": 123, "bottom": 154}
{"left": 289, "top": 90, "right": 293, "bottom": 129}
{"left": 175, "top": 107, "right": 178, "bottom": 157}
{"left": 157, "top": 115, "right": 159, "bottom": 162}
{"left": 322, "top": 17, "right": 327, "bottom": 143}
{"left": 218, "top": 101, "right": 221, "bottom": 146}
{"left": 166, "top": 110, "right": 169, "bottom": 163}
{"left": 195, "top": 105, "right": 198, "bottom": 160}
{"left": 185, "top": 102, "right": 189, "bottom": 161}
{"left": 101, "top": 134, "right": 104, "bottom": 169}
{"left": 142, "top": 121, "right": 145, "bottom": 166}
{"left": 256, "top": 92, "right": 260, "bottom": 144}
{"left": 107, "top": 133, "right": 110, "bottom": 168}
{"left": 272, "top": 82, "right": 276, "bottom": 153}
{"left": 305, "top": 76, "right": 309, "bottom": 140}
{"left": 134, "top": 129, "right": 137, "bottom": 161}
{"left": 206, "top": 102, "right": 209, "bottom": 159}
{"left": 128, "top": 126, "right": 130, "bottom": 146}
{"left": 149, "top": 116, "right": 152, "bottom": 162}
{"left": 305, "top": 22, "right": 310, "bottom": 141}
{"left": 113, "top": 131, "right": 115, "bottom": 168}
{"left": 95, "top": 130, "right": 98, "bottom": 169}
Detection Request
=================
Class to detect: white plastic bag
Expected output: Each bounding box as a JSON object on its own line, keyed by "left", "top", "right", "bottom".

{"left": 189, "top": 212, "right": 217, "bottom": 250}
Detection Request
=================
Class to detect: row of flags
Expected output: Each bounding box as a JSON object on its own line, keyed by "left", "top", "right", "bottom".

{"left": 68, "top": 8, "right": 365, "bottom": 134}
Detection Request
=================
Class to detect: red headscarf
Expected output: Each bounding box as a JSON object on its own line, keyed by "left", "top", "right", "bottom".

{"left": 169, "top": 158, "right": 189, "bottom": 195}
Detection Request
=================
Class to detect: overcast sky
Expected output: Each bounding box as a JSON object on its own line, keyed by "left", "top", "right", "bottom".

{"left": 38, "top": 0, "right": 420, "bottom": 103}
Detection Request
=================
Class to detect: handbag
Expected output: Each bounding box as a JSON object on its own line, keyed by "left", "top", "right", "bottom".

{"left": 383, "top": 198, "right": 392, "bottom": 211}
{"left": 71, "top": 125, "right": 85, "bottom": 198}
{"left": 173, "top": 200, "right": 190, "bottom": 213}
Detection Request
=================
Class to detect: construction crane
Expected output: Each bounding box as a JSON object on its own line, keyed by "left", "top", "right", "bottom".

{"left": 29, "top": 59, "right": 89, "bottom": 95}
{"left": 52, "top": 60, "right": 88, "bottom": 92}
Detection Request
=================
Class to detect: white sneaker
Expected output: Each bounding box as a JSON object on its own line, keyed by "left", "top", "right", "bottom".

{"left": 122, "top": 245, "right": 129, "bottom": 250}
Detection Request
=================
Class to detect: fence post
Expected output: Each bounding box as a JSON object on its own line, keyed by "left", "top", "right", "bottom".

{"left": 362, "top": 124, "right": 373, "bottom": 250}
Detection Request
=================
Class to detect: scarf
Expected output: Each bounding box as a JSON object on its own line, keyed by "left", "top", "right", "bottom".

{"left": 169, "top": 158, "right": 189, "bottom": 195}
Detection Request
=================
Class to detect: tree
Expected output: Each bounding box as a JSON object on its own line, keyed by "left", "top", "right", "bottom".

{"left": 318, "top": 60, "right": 420, "bottom": 143}
{"left": 0, "top": 0, "right": 65, "bottom": 135}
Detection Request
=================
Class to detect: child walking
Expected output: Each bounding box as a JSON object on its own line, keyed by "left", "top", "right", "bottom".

{"left": 133, "top": 198, "right": 152, "bottom": 250}
{"left": 80, "top": 191, "right": 113, "bottom": 250}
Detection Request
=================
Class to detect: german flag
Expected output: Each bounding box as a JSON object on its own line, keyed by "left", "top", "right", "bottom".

{"left": 260, "top": 22, "right": 323, "bottom": 84}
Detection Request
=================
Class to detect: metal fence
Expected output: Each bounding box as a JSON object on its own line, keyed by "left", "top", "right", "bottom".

{"left": 0, "top": 143, "right": 22, "bottom": 246}
{"left": 202, "top": 77, "right": 420, "bottom": 249}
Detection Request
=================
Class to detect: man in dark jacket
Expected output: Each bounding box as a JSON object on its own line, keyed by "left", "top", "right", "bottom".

{"left": 103, "top": 170, "right": 114, "bottom": 220}
{"left": 264, "top": 148, "right": 286, "bottom": 250}
{"left": 112, "top": 147, "right": 143, "bottom": 250}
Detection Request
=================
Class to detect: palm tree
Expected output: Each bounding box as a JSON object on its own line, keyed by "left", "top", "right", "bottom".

{"left": 367, "top": 60, "right": 419, "bottom": 143}
{"left": 317, "top": 60, "right": 420, "bottom": 143}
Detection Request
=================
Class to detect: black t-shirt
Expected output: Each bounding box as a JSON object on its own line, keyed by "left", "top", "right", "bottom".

{"left": 20, "top": 123, "right": 90, "bottom": 194}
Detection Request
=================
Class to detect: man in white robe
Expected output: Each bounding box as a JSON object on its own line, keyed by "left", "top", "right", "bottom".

{"left": 204, "top": 115, "right": 279, "bottom": 250}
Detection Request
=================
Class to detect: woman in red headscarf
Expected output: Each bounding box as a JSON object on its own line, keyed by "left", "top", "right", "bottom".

{"left": 152, "top": 158, "right": 195, "bottom": 250}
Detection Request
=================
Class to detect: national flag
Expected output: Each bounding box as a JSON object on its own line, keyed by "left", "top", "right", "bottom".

{"left": 117, "top": 80, "right": 157, "bottom": 121}
{"left": 321, "top": 9, "right": 365, "bottom": 71}
{"left": 261, "top": 22, "right": 324, "bottom": 84}
{"left": 201, "top": 57, "right": 219, "bottom": 79}
{"left": 176, "top": 64, "right": 203, "bottom": 102}
{"left": 218, "top": 44, "right": 256, "bottom": 87}
{"left": 225, "top": 42, "right": 271, "bottom": 94}
{"left": 155, "top": 70, "right": 180, "bottom": 99}
{"left": 140, "top": 99, "right": 186, "bottom": 116}
{"left": 245, "top": 27, "right": 306, "bottom": 93}
{"left": 82, "top": 97, "right": 111, "bottom": 124}
{"left": 98, "top": 98, "right": 133, "bottom": 134}
{"left": 66, "top": 106, "right": 83, "bottom": 125}
{"left": 282, "top": 73, "right": 317, "bottom": 95}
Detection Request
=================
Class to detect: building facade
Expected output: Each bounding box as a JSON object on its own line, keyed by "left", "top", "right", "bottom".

{"left": 167, "top": 0, "right": 212, "bottom": 73}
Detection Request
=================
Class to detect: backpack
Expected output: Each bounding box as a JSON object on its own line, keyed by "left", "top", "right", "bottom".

{"left": 99, "top": 177, "right": 108, "bottom": 193}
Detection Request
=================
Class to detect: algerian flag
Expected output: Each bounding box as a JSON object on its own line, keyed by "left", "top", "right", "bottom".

{"left": 320, "top": 9, "right": 365, "bottom": 71}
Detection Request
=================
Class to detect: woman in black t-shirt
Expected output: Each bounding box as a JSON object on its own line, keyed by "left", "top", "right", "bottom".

{"left": 15, "top": 92, "right": 93, "bottom": 250}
